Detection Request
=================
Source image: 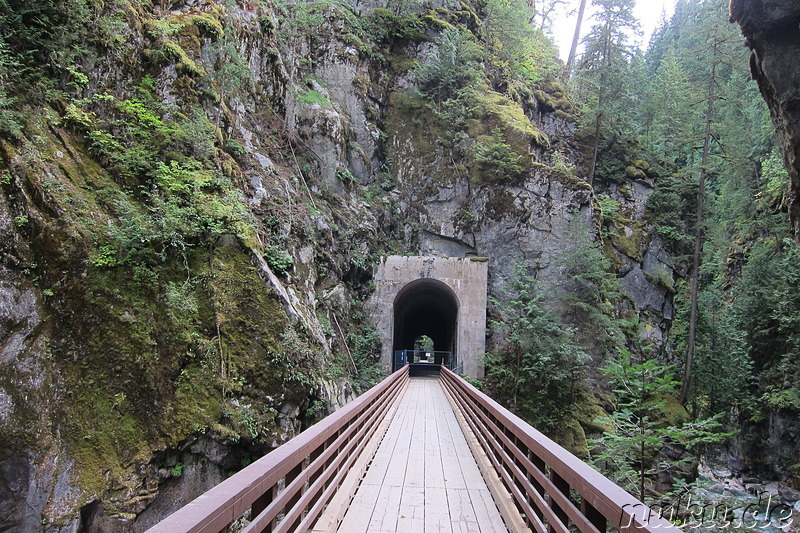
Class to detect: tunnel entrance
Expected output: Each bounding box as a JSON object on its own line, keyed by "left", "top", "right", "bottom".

{"left": 392, "top": 279, "right": 459, "bottom": 372}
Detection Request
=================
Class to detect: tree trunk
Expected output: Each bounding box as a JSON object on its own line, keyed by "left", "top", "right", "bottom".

{"left": 564, "top": 0, "right": 588, "bottom": 79}
{"left": 588, "top": 25, "right": 610, "bottom": 186}
{"left": 589, "top": 110, "right": 602, "bottom": 185}
{"left": 680, "top": 42, "right": 718, "bottom": 405}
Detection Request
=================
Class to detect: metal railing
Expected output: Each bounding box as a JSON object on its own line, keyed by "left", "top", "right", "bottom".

{"left": 393, "top": 349, "right": 453, "bottom": 371}
{"left": 440, "top": 366, "right": 681, "bottom": 533}
{"left": 147, "top": 365, "right": 409, "bottom": 533}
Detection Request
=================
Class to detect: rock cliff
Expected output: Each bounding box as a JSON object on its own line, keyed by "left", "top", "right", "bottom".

{"left": 730, "top": 0, "right": 800, "bottom": 484}
{"left": 0, "top": 0, "right": 681, "bottom": 529}
{"left": 731, "top": 0, "right": 800, "bottom": 234}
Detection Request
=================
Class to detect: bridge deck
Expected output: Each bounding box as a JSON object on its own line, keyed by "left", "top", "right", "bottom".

{"left": 333, "top": 377, "right": 508, "bottom": 533}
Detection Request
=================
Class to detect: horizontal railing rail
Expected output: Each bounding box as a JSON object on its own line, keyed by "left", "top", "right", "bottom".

{"left": 147, "top": 365, "right": 409, "bottom": 533}
{"left": 440, "top": 366, "right": 681, "bottom": 533}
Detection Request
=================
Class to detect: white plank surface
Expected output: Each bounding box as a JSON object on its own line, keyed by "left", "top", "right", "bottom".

{"left": 334, "top": 377, "right": 509, "bottom": 533}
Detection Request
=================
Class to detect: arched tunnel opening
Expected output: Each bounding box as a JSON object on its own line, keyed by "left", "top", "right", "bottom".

{"left": 392, "top": 279, "right": 459, "bottom": 372}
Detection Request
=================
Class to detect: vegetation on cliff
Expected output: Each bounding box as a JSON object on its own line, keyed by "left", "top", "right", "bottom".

{"left": 0, "top": 0, "right": 798, "bottom": 529}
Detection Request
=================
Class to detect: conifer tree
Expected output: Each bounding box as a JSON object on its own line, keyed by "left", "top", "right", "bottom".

{"left": 575, "top": 0, "right": 640, "bottom": 184}
{"left": 564, "top": 0, "right": 588, "bottom": 79}
{"left": 484, "top": 262, "right": 587, "bottom": 430}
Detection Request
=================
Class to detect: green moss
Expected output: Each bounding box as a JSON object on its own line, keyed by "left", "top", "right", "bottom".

{"left": 610, "top": 219, "right": 646, "bottom": 260}
{"left": 548, "top": 164, "right": 593, "bottom": 191}
{"left": 625, "top": 165, "right": 647, "bottom": 180}
{"left": 422, "top": 13, "right": 455, "bottom": 31}
{"left": 654, "top": 392, "right": 690, "bottom": 427}
{"left": 631, "top": 159, "right": 652, "bottom": 175}
{"left": 572, "top": 390, "right": 613, "bottom": 435}
{"left": 56, "top": 244, "right": 299, "bottom": 490}
{"left": 471, "top": 90, "right": 549, "bottom": 152}
{"left": 555, "top": 417, "right": 589, "bottom": 458}
{"left": 186, "top": 13, "right": 224, "bottom": 39}
{"left": 533, "top": 79, "right": 573, "bottom": 114}
{"left": 163, "top": 41, "right": 206, "bottom": 76}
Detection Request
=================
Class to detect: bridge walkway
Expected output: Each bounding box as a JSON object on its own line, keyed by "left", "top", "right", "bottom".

{"left": 146, "top": 365, "right": 682, "bottom": 533}
{"left": 333, "top": 377, "right": 508, "bottom": 532}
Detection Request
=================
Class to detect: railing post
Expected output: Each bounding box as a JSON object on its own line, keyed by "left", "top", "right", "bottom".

{"left": 582, "top": 498, "right": 607, "bottom": 532}
{"left": 548, "top": 470, "right": 570, "bottom": 533}
{"left": 251, "top": 485, "right": 278, "bottom": 533}
{"left": 287, "top": 461, "right": 306, "bottom": 526}
{"left": 528, "top": 451, "right": 546, "bottom": 524}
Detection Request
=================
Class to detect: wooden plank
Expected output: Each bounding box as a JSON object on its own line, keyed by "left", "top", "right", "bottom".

{"left": 446, "top": 488, "right": 478, "bottom": 525}
{"left": 331, "top": 377, "right": 509, "bottom": 533}
{"left": 311, "top": 385, "right": 406, "bottom": 533}
{"left": 397, "top": 486, "right": 425, "bottom": 532}
{"left": 369, "top": 484, "right": 403, "bottom": 532}
{"left": 473, "top": 489, "right": 516, "bottom": 533}
{"left": 425, "top": 487, "right": 452, "bottom": 532}
{"left": 441, "top": 377, "right": 529, "bottom": 533}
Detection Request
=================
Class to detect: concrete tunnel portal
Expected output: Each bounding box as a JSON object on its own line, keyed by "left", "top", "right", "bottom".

{"left": 393, "top": 279, "right": 459, "bottom": 367}
{"left": 369, "top": 256, "right": 489, "bottom": 378}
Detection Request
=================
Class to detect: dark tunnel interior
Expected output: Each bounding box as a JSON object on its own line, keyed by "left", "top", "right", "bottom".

{"left": 393, "top": 279, "right": 459, "bottom": 362}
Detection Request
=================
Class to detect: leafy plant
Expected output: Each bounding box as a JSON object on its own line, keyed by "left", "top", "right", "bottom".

{"left": 556, "top": 217, "right": 623, "bottom": 359}
{"left": 412, "top": 28, "right": 483, "bottom": 105}
{"left": 484, "top": 261, "right": 587, "bottom": 430}
{"left": 472, "top": 127, "right": 526, "bottom": 184}
{"left": 263, "top": 243, "right": 293, "bottom": 276}
{"left": 335, "top": 168, "right": 356, "bottom": 184}
{"left": 170, "top": 463, "right": 185, "bottom": 477}
{"left": 590, "top": 350, "right": 727, "bottom": 503}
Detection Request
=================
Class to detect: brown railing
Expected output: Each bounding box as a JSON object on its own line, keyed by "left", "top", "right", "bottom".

{"left": 147, "top": 365, "right": 409, "bottom": 533}
{"left": 440, "top": 366, "right": 681, "bottom": 533}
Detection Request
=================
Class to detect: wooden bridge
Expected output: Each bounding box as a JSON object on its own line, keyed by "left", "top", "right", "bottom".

{"left": 146, "top": 366, "right": 680, "bottom": 533}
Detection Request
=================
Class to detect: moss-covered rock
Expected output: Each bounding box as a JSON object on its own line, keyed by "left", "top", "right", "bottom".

{"left": 610, "top": 219, "right": 647, "bottom": 261}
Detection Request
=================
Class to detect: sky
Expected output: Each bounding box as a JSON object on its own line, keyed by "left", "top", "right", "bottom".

{"left": 550, "top": 0, "right": 678, "bottom": 60}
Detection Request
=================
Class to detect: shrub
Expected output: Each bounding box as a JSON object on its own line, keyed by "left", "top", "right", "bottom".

{"left": 472, "top": 128, "right": 526, "bottom": 184}
{"left": 263, "top": 243, "right": 293, "bottom": 276}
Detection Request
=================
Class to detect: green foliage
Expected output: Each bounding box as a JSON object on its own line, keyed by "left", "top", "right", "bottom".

{"left": 364, "top": 8, "right": 427, "bottom": 44}
{"left": 297, "top": 88, "right": 330, "bottom": 106}
{"left": 556, "top": 217, "right": 623, "bottom": 359}
{"left": 263, "top": 243, "right": 293, "bottom": 276}
{"left": 574, "top": 0, "right": 641, "bottom": 157}
{"left": 677, "top": 284, "right": 754, "bottom": 421}
{"left": 223, "top": 139, "right": 247, "bottom": 158}
{"left": 484, "top": 262, "right": 587, "bottom": 430}
{"left": 642, "top": 50, "right": 694, "bottom": 163}
{"left": 170, "top": 463, "right": 185, "bottom": 477}
{"left": 597, "top": 193, "right": 621, "bottom": 222}
{"left": 590, "top": 350, "right": 727, "bottom": 503}
{"left": 90, "top": 246, "right": 120, "bottom": 268}
{"left": 415, "top": 335, "right": 435, "bottom": 353}
{"left": 269, "top": 328, "right": 317, "bottom": 388}
{"left": 412, "top": 28, "right": 483, "bottom": 105}
{"left": 645, "top": 173, "right": 696, "bottom": 253}
{"left": 347, "top": 325, "right": 384, "bottom": 391}
{"left": 0, "top": 38, "right": 21, "bottom": 136}
{"left": 0, "top": 0, "right": 92, "bottom": 82}
{"left": 335, "top": 168, "right": 356, "bottom": 184}
{"left": 481, "top": 0, "right": 559, "bottom": 87}
{"left": 759, "top": 147, "right": 790, "bottom": 210}
{"left": 472, "top": 127, "right": 526, "bottom": 184}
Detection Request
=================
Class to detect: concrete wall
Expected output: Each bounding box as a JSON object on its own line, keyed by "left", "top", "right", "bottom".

{"left": 368, "top": 256, "right": 489, "bottom": 378}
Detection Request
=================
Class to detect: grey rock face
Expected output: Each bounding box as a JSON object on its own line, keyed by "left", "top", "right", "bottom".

{"left": 731, "top": 0, "right": 800, "bottom": 234}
